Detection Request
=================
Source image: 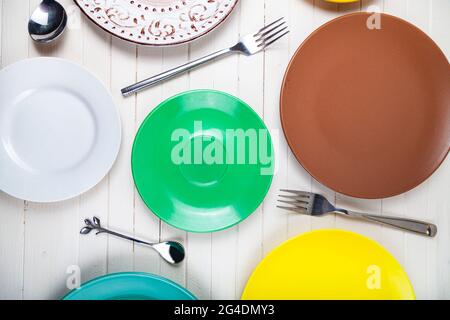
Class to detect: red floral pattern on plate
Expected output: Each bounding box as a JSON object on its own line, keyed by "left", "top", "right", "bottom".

{"left": 75, "top": 0, "right": 239, "bottom": 46}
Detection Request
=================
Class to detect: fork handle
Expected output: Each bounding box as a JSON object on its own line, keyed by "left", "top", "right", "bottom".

{"left": 338, "top": 210, "right": 437, "bottom": 237}
{"left": 121, "top": 48, "right": 232, "bottom": 96}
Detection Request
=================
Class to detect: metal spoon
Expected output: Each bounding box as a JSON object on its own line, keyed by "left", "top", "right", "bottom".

{"left": 80, "top": 217, "right": 185, "bottom": 265}
{"left": 28, "top": 0, "right": 67, "bottom": 43}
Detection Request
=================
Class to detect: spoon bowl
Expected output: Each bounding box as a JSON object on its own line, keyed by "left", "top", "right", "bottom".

{"left": 28, "top": 0, "right": 67, "bottom": 43}
{"left": 152, "top": 242, "right": 186, "bottom": 265}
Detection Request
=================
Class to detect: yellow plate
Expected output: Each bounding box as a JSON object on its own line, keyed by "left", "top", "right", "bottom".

{"left": 242, "top": 230, "right": 415, "bottom": 300}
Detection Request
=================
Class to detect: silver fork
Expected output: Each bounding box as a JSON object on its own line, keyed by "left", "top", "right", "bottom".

{"left": 278, "top": 190, "right": 437, "bottom": 237}
{"left": 121, "top": 18, "right": 289, "bottom": 96}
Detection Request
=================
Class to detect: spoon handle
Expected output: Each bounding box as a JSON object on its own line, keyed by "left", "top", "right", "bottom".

{"left": 80, "top": 217, "right": 154, "bottom": 247}
{"left": 96, "top": 228, "right": 154, "bottom": 247}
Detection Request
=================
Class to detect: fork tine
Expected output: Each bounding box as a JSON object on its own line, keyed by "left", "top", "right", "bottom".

{"left": 262, "top": 25, "right": 288, "bottom": 42}
{"left": 255, "top": 17, "right": 285, "bottom": 36}
{"left": 258, "top": 26, "right": 288, "bottom": 47}
{"left": 257, "top": 21, "right": 287, "bottom": 41}
{"left": 280, "top": 189, "right": 312, "bottom": 198}
{"left": 278, "top": 195, "right": 309, "bottom": 205}
{"left": 263, "top": 30, "right": 290, "bottom": 48}
{"left": 278, "top": 194, "right": 307, "bottom": 202}
{"left": 277, "top": 205, "right": 308, "bottom": 215}
{"left": 277, "top": 199, "right": 308, "bottom": 209}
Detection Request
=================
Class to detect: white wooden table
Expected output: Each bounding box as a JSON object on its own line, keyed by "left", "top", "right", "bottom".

{"left": 0, "top": 0, "right": 449, "bottom": 300}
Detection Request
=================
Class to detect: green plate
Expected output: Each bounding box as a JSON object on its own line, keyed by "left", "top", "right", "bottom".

{"left": 63, "top": 272, "right": 197, "bottom": 300}
{"left": 132, "top": 90, "right": 274, "bottom": 233}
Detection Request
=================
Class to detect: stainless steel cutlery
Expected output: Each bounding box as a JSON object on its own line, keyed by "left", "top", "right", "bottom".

{"left": 278, "top": 190, "right": 437, "bottom": 237}
{"left": 121, "top": 17, "right": 289, "bottom": 96}
{"left": 80, "top": 217, "right": 185, "bottom": 264}
{"left": 28, "top": 0, "right": 67, "bottom": 43}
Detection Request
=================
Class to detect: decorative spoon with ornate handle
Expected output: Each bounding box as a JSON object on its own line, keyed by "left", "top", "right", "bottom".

{"left": 80, "top": 217, "right": 185, "bottom": 265}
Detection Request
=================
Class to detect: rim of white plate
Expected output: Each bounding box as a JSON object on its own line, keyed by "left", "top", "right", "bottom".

{"left": 0, "top": 57, "right": 122, "bottom": 203}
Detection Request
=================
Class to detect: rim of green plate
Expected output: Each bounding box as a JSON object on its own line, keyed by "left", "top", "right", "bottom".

{"left": 131, "top": 89, "right": 274, "bottom": 233}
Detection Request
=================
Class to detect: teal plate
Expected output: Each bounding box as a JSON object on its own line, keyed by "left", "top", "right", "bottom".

{"left": 63, "top": 272, "right": 197, "bottom": 300}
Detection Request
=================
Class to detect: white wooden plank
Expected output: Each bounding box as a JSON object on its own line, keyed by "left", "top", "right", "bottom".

{"left": 384, "top": 0, "right": 407, "bottom": 15}
{"left": 157, "top": 44, "right": 190, "bottom": 288}
{"left": 262, "top": 0, "right": 290, "bottom": 258}
{"left": 186, "top": 232, "right": 212, "bottom": 300}
{"left": 134, "top": 45, "right": 164, "bottom": 276}
{"left": 403, "top": 0, "right": 437, "bottom": 300}
{"left": 402, "top": 183, "right": 431, "bottom": 299}
{"left": 0, "top": 194, "right": 24, "bottom": 300}
{"left": 429, "top": 0, "right": 450, "bottom": 299}
{"left": 0, "top": 193, "right": 24, "bottom": 300}
{"left": 427, "top": 158, "right": 450, "bottom": 299}
{"left": 1, "top": 0, "right": 29, "bottom": 65}
{"left": 184, "top": 27, "right": 217, "bottom": 301}
{"left": 0, "top": 0, "right": 2, "bottom": 64}
{"left": 23, "top": 200, "right": 79, "bottom": 299}
{"left": 309, "top": 0, "right": 341, "bottom": 232}
{"left": 235, "top": 0, "right": 265, "bottom": 299}
{"left": 430, "top": 0, "right": 450, "bottom": 60}
{"left": 107, "top": 38, "right": 136, "bottom": 273}
{"left": 382, "top": 0, "right": 431, "bottom": 300}
{"left": 359, "top": 0, "right": 407, "bottom": 271}
{"left": 406, "top": 0, "right": 432, "bottom": 33}
{"left": 181, "top": 5, "right": 243, "bottom": 300}
{"left": 284, "top": 0, "right": 314, "bottom": 238}
{"left": 332, "top": 0, "right": 383, "bottom": 244}
{"left": 0, "top": 0, "right": 27, "bottom": 300}
{"left": 78, "top": 185, "right": 109, "bottom": 283}
{"left": 22, "top": 0, "right": 84, "bottom": 300}
{"left": 0, "top": 0, "right": 448, "bottom": 300}
{"left": 77, "top": 10, "right": 112, "bottom": 283}
{"left": 209, "top": 3, "right": 241, "bottom": 300}
{"left": 373, "top": 0, "right": 408, "bottom": 257}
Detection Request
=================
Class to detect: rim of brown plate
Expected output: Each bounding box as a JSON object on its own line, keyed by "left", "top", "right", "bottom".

{"left": 280, "top": 12, "right": 450, "bottom": 200}
{"left": 74, "top": 0, "right": 240, "bottom": 47}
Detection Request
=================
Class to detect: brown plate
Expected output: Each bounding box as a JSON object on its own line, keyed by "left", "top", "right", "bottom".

{"left": 281, "top": 13, "right": 450, "bottom": 199}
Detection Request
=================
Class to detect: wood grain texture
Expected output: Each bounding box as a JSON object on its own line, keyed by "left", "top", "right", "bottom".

{"left": 0, "top": 0, "right": 449, "bottom": 300}
{"left": 0, "top": 0, "right": 28, "bottom": 300}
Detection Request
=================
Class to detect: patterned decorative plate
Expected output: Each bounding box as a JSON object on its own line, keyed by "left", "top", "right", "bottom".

{"left": 75, "top": 0, "right": 239, "bottom": 46}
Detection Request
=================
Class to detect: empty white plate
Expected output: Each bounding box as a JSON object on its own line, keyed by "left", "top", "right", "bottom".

{"left": 0, "top": 58, "right": 121, "bottom": 202}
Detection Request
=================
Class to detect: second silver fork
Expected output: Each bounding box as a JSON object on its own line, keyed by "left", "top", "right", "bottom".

{"left": 121, "top": 18, "right": 289, "bottom": 96}
{"left": 278, "top": 190, "right": 437, "bottom": 237}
